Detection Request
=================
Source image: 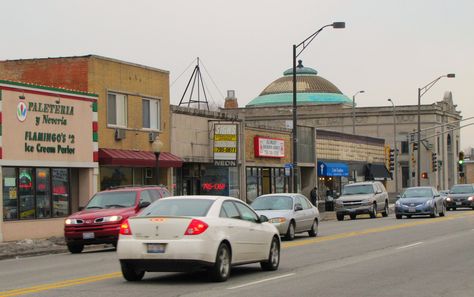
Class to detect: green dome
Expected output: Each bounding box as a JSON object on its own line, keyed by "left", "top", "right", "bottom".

{"left": 247, "top": 61, "right": 352, "bottom": 107}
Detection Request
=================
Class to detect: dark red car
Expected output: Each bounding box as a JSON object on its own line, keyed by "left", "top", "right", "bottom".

{"left": 64, "top": 186, "right": 170, "bottom": 253}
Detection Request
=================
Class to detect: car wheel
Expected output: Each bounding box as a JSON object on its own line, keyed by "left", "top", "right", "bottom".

{"left": 308, "top": 219, "right": 318, "bottom": 237}
{"left": 446, "top": 207, "right": 451, "bottom": 211}
{"left": 336, "top": 213, "right": 344, "bottom": 221}
{"left": 209, "top": 243, "right": 231, "bottom": 282}
{"left": 406, "top": 215, "right": 412, "bottom": 218}
{"left": 350, "top": 214, "right": 357, "bottom": 220}
{"left": 395, "top": 214, "right": 402, "bottom": 219}
{"left": 285, "top": 221, "right": 296, "bottom": 241}
{"left": 382, "top": 202, "right": 389, "bottom": 217}
{"left": 369, "top": 203, "right": 377, "bottom": 218}
{"left": 67, "top": 243, "right": 84, "bottom": 254}
{"left": 120, "top": 261, "right": 145, "bottom": 282}
{"left": 430, "top": 206, "right": 438, "bottom": 218}
{"left": 260, "top": 237, "right": 280, "bottom": 271}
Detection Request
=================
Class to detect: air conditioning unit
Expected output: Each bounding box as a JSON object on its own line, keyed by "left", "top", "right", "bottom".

{"left": 149, "top": 131, "right": 158, "bottom": 142}
{"left": 114, "top": 128, "right": 126, "bottom": 140}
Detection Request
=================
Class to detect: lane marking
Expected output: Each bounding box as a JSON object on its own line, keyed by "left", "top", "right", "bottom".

{"left": 396, "top": 242, "right": 423, "bottom": 249}
{"left": 227, "top": 273, "right": 295, "bottom": 290}
{"left": 1, "top": 212, "right": 472, "bottom": 297}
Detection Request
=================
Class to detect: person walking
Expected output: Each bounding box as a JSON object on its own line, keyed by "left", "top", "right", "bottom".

{"left": 310, "top": 187, "right": 318, "bottom": 207}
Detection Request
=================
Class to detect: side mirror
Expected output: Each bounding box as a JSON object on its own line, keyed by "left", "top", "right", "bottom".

{"left": 294, "top": 204, "right": 303, "bottom": 211}
{"left": 139, "top": 201, "right": 151, "bottom": 209}
{"left": 259, "top": 215, "right": 269, "bottom": 223}
{"left": 396, "top": 195, "right": 401, "bottom": 199}
{"left": 78, "top": 206, "right": 84, "bottom": 211}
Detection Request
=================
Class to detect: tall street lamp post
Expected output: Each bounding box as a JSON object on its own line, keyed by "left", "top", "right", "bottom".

{"left": 387, "top": 98, "right": 398, "bottom": 193}
{"left": 352, "top": 90, "right": 365, "bottom": 135}
{"left": 417, "top": 73, "right": 455, "bottom": 186}
{"left": 152, "top": 137, "right": 164, "bottom": 185}
{"left": 292, "top": 21, "right": 345, "bottom": 192}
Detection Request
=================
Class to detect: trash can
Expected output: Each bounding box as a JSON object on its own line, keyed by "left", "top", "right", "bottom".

{"left": 325, "top": 196, "right": 334, "bottom": 211}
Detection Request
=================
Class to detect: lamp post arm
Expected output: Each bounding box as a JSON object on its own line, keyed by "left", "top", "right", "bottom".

{"left": 295, "top": 24, "right": 333, "bottom": 58}
{"left": 419, "top": 75, "right": 445, "bottom": 98}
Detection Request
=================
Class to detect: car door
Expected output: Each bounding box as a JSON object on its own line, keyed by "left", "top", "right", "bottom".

{"left": 375, "top": 183, "right": 385, "bottom": 211}
{"left": 297, "top": 195, "right": 314, "bottom": 230}
{"left": 233, "top": 201, "right": 269, "bottom": 261}
{"left": 219, "top": 201, "right": 247, "bottom": 262}
{"left": 293, "top": 196, "right": 308, "bottom": 233}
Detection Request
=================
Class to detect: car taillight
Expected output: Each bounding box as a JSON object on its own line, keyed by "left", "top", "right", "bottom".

{"left": 184, "top": 219, "right": 208, "bottom": 235}
{"left": 119, "top": 219, "right": 132, "bottom": 235}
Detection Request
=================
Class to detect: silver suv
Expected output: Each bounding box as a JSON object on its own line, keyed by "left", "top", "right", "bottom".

{"left": 335, "top": 181, "right": 389, "bottom": 221}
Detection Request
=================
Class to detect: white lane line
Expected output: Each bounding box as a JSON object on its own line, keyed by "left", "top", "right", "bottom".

{"left": 396, "top": 242, "right": 424, "bottom": 249}
{"left": 227, "top": 273, "right": 295, "bottom": 290}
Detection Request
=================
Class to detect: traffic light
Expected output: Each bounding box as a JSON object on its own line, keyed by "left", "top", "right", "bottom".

{"left": 458, "top": 151, "right": 465, "bottom": 173}
{"left": 412, "top": 142, "right": 418, "bottom": 151}
{"left": 389, "top": 149, "right": 395, "bottom": 171}
{"left": 431, "top": 152, "right": 437, "bottom": 172}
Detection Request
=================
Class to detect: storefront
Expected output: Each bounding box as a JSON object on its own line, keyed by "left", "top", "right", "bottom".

{"left": 317, "top": 161, "right": 349, "bottom": 208}
{"left": 0, "top": 80, "right": 98, "bottom": 241}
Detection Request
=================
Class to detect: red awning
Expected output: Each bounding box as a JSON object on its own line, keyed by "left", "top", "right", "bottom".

{"left": 99, "top": 149, "right": 183, "bottom": 168}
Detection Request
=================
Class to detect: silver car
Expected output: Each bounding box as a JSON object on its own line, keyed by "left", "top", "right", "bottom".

{"left": 251, "top": 193, "right": 320, "bottom": 241}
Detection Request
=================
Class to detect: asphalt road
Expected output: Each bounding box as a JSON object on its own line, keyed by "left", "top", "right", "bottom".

{"left": 1, "top": 210, "right": 473, "bottom": 297}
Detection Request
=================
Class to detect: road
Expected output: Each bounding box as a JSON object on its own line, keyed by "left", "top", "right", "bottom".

{"left": 1, "top": 210, "right": 473, "bottom": 297}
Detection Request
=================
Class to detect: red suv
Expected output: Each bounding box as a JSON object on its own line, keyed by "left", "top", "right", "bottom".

{"left": 64, "top": 186, "right": 170, "bottom": 253}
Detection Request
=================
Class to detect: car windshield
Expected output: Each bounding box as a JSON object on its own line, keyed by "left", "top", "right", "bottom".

{"left": 251, "top": 196, "right": 293, "bottom": 210}
{"left": 85, "top": 191, "right": 137, "bottom": 209}
{"left": 342, "top": 185, "right": 374, "bottom": 195}
{"left": 450, "top": 185, "right": 474, "bottom": 194}
{"left": 140, "top": 199, "right": 213, "bottom": 217}
{"left": 401, "top": 188, "right": 433, "bottom": 198}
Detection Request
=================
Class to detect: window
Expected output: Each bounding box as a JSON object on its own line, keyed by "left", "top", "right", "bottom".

{"left": 107, "top": 93, "right": 127, "bottom": 127}
{"left": 298, "top": 195, "right": 312, "bottom": 209}
{"left": 52, "top": 169, "right": 69, "bottom": 217}
{"left": 220, "top": 201, "right": 240, "bottom": 219}
{"left": 142, "top": 98, "right": 161, "bottom": 130}
{"left": 234, "top": 202, "right": 259, "bottom": 223}
{"left": 3, "top": 168, "right": 18, "bottom": 220}
{"left": 401, "top": 141, "right": 409, "bottom": 154}
{"left": 141, "top": 199, "right": 213, "bottom": 217}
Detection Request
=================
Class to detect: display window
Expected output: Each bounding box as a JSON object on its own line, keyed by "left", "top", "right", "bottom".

{"left": 2, "top": 167, "right": 70, "bottom": 221}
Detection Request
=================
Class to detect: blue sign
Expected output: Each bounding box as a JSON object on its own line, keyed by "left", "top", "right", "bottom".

{"left": 317, "top": 161, "right": 349, "bottom": 177}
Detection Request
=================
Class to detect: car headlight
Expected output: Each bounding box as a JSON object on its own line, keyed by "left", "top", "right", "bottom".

{"left": 361, "top": 199, "right": 371, "bottom": 206}
{"left": 425, "top": 200, "right": 434, "bottom": 206}
{"left": 269, "top": 217, "right": 287, "bottom": 224}
{"left": 468, "top": 197, "right": 474, "bottom": 201}
{"left": 65, "top": 218, "right": 81, "bottom": 225}
{"left": 102, "top": 215, "right": 122, "bottom": 222}
{"left": 446, "top": 197, "right": 452, "bottom": 202}
{"left": 395, "top": 200, "right": 401, "bottom": 206}
{"left": 335, "top": 199, "right": 344, "bottom": 205}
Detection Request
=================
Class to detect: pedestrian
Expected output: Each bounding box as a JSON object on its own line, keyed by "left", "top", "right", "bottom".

{"left": 310, "top": 186, "right": 318, "bottom": 207}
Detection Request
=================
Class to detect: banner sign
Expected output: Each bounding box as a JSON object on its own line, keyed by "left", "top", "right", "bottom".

{"left": 213, "top": 124, "right": 237, "bottom": 167}
{"left": 254, "top": 136, "right": 285, "bottom": 158}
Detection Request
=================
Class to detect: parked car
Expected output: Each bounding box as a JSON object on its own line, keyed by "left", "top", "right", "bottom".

{"left": 117, "top": 195, "right": 280, "bottom": 282}
{"left": 251, "top": 193, "right": 320, "bottom": 240}
{"left": 395, "top": 187, "right": 446, "bottom": 219}
{"left": 64, "top": 185, "right": 170, "bottom": 253}
{"left": 445, "top": 184, "right": 474, "bottom": 210}
{"left": 335, "top": 181, "right": 389, "bottom": 221}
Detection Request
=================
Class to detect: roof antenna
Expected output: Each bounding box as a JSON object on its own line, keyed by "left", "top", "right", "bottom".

{"left": 178, "top": 57, "right": 210, "bottom": 111}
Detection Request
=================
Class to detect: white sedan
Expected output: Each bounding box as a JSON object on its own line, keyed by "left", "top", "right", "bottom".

{"left": 117, "top": 195, "right": 280, "bottom": 282}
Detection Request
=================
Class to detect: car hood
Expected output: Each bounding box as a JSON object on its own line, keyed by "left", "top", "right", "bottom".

{"left": 254, "top": 209, "right": 292, "bottom": 219}
{"left": 448, "top": 193, "right": 473, "bottom": 199}
{"left": 337, "top": 194, "right": 374, "bottom": 202}
{"left": 67, "top": 207, "right": 136, "bottom": 220}
{"left": 398, "top": 197, "right": 432, "bottom": 204}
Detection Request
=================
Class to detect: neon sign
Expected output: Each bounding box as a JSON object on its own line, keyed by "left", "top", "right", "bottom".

{"left": 202, "top": 183, "right": 226, "bottom": 191}
{"left": 19, "top": 171, "right": 33, "bottom": 189}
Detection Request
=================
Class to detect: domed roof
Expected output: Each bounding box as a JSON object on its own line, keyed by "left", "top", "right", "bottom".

{"left": 246, "top": 61, "right": 352, "bottom": 107}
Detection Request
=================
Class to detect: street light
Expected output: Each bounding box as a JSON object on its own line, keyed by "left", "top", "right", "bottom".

{"left": 352, "top": 90, "right": 365, "bottom": 134}
{"left": 152, "top": 136, "right": 164, "bottom": 185}
{"left": 292, "top": 21, "right": 345, "bottom": 192}
{"left": 416, "top": 73, "right": 455, "bottom": 186}
{"left": 387, "top": 98, "right": 398, "bottom": 193}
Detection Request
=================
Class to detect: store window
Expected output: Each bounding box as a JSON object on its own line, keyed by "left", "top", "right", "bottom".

{"left": 107, "top": 92, "right": 127, "bottom": 127}
{"left": 246, "top": 167, "right": 261, "bottom": 203}
{"left": 142, "top": 98, "right": 161, "bottom": 130}
{"left": 100, "top": 167, "right": 133, "bottom": 190}
{"left": 2, "top": 167, "right": 71, "bottom": 221}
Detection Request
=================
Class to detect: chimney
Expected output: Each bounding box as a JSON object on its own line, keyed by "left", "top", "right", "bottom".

{"left": 224, "top": 90, "right": 238, "bottom": 109}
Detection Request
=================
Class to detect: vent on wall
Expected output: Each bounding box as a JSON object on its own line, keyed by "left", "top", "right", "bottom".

{"left": 115, "top": 128, "right": 126, "bottom": 140}
{"left": 149, "top": 132, "right": 158, "bottom": 142}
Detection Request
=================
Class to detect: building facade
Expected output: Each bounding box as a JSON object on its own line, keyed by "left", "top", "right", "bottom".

{"left": 0, "top": 80, "right": 97, "bottom": 241}
{"left": 0, "top": 55, "right": 183, "bottom": 194}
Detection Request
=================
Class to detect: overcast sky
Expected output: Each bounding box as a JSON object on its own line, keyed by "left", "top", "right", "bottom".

{"left": 1, "top": 0, "right": 473, "bottom": 149}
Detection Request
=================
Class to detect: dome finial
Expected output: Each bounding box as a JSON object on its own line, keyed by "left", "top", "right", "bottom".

{"left": 297, "top": 60, "right": 304, "bottom": 68}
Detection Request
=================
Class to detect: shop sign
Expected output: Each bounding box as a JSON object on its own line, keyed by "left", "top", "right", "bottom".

{"left": 254, "top": 136, "right": 284, "bottom": 158}
{"left": 213, "top": 124, "right": 237, "bottom": 167}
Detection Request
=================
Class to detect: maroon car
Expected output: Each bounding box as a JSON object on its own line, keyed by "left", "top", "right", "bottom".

{"left": 64, "top": 186, "right": 170, "bottom": 253}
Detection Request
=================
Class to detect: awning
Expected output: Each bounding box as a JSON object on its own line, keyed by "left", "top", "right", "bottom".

{"left": 317, "top": 161, "right": 349, "bottom": 177}
{"left": 99, "top": 149, "right": 183, "bottom": 168}
{"left": 365, "top": 164, "right": 392, "bottom": 180}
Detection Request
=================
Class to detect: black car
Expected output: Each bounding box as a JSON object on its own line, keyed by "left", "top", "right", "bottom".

{"left": 446, "top": 184, "right": 474, "bottom": 210}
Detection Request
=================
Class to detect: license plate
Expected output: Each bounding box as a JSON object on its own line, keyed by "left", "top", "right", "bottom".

{"left": 456, "top": 202, "right": 462, "bottom": 206}
{"left": 82, "top": 232, "right": 94, "bottom": 239}
{"left": 408, "top": 207, "right": 416, "bottom": 213}
{"left": 147, "top": 243, "right": 166, "bottom": 253}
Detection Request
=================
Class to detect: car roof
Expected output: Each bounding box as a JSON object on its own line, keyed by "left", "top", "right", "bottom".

{"left": 405, "top": 186, "right": 434, "bottom": 190}
{"left": 102, "top": 185, "right": 167, "bottom": 193}
{"left": 256, "top": 193, "right": 299, "bottom": 198}
{"left": 160, "top": 195, "right": 243, "bottom": 202}
{"left": 345, "top": 182, "right": 377, "bottom": 186}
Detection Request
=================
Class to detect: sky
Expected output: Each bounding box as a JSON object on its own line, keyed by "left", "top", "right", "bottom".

{"left": 1, "top": 0, "right": 473, "bottom": 149}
